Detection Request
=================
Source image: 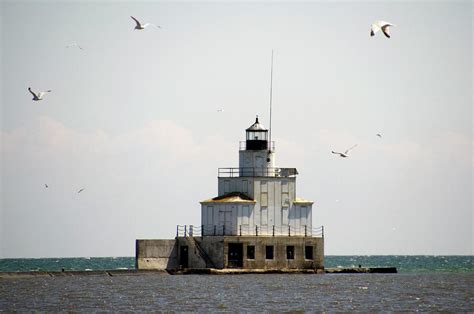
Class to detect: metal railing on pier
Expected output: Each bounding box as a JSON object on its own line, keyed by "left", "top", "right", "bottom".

{"left": 176, "top": 224, "right": 324, "bottom": 238}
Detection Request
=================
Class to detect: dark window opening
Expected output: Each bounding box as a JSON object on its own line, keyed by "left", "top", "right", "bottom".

{"left": 179, "top": 246, "right": 189, "bottom": 268}
{"left": 265, "top": 246, "right": 274, "bottom": 259}
{"left": 247, "top": 245, "right": 255, "bottom": 260}
{"left": 305, "top": 246, "right": 313, "bottom": 260}
{"left": 228, "top": 243, "right": 243, "bottom": 268}
{"left": 286, "top": 246, "right": 295, "bottom": 260}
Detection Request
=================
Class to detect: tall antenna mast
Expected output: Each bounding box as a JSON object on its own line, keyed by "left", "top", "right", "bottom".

{"left": 268, "top": 49, "right": 274, "bottom": 152}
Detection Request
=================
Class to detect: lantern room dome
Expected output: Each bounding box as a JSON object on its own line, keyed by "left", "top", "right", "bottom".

{"left": 246, "top": 116, "right": 267, "bottom": 131}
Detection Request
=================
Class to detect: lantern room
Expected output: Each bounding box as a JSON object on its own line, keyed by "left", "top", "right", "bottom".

{"left": 245, "top": 116, "right": 268, "bottom": 150}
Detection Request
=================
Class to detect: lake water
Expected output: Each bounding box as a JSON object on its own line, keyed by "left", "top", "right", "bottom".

{"left": 0, "top": 256, "right": 472, "bottom": 311}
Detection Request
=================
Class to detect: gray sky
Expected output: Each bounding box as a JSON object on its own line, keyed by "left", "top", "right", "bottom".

{"left": 1, "top": 0, "right": 472, "bottom": 258}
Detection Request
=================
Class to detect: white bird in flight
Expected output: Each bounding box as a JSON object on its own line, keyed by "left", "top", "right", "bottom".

{"left": 28, "top": 87, "right": 52, "bottom": 101}
{"left": 376, "top": 133, "right": 382, "bottom": 138}
{"left": 66, "top": 42, "right": 83, "bottom": 50}
{"left": 332, "top": 144, "right": 358, "bottom": 158}
{"left": 78, "top": 188, "right": 85, "bottom": 193}
{"left": 217, "top": 109, "right": 224, "bottom": 112}
{"left": 131, "top": 16, "right": 161, "bottom": 30}
{"left": 370, "top": 21, "right": 396, "bottom": 38}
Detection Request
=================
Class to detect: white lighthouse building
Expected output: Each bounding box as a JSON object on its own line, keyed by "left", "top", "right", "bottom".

{"left": 200, "top": 116, "right": 314, "bottom": 237}
{"left": 136, "top": 117, "right": 324, "bottom": 271}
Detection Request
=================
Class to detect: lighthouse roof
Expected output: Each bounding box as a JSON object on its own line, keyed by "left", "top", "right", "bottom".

{"left": 200, "top": 192, "right": 256, "bottom": 204}
{"left": 294, "top": 197, "right": 314, "bottom": 204}
{"left": 246, "top": 116, "right": 267, "bottom": 131}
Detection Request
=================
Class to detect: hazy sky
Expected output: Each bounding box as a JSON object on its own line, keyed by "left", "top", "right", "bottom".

{"left": 1, "top": 0, "right": 472, "bottom": 258}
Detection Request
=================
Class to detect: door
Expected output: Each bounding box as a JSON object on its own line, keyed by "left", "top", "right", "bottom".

{"left": 179, "top": 246, "right": 188, "bottom": 268}
{"left": 219, "top": 210, "right": 232, "bottom": 235}
{"left": 227, "top": 243, "right": 243, "bottom": 268}
{"left": 225, "top": 210, "right": 232, "bottom": 235}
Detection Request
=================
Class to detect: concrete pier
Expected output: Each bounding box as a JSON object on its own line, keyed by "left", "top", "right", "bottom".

{"left": 0, "top": 267, "right": 397, "bottom": 278}
{"left": 325, "top": 267, "right": 397, "bottom": 274}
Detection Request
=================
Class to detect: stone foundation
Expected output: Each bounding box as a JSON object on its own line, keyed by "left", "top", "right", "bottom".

{"left": 136, "top": 236, "right": 324, "bottom": 270}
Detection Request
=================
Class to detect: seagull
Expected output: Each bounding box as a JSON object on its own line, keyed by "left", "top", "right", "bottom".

{"left": 376, "top": 133, "right": 382, "bottom": 138}
{"left": 66, "top": 42, "right": 83, "bottom": 50}
{"left": 45, "top": 184, "right": 48, "bottom": 188}
{"left": 217, "top": 109, "right": 224, "bottom": 112}
{"left": 28, "top": 87, "right": 52, "bottom": 101}
{"left": 332, "top": 144, "right": 358, "bottom": 158}
{"left": 78, "top": 188, "right": 85, "bottom": 193}
{"left": 130, "top": 16, "right": 161, "bottom": 30}
{"left": 370, "top": 21, "right": 396, "bottom": 38}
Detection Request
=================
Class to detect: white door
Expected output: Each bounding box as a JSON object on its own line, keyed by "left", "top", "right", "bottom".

{"left": 219, "top": 210, "right": 232, "bottom": 235}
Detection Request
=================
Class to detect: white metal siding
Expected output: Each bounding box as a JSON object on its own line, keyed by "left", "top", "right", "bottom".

{"left": 261, "top": 207, "right": 268, "bottom": 225}
{"left": 301, "top": 206, "right": 307, "bottom": 226}
{"left": 282, "top": 207, "right": 289, "bottom": 225}
{"left": 242, "top": 206, "right": 249, "bottom": 225}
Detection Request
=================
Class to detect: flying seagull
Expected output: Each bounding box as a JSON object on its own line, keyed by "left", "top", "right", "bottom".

{"left": 66, "top": 42, "right": 83, "bottom": 50}
{"left": 217, "top": 109, "right": 224, "bottom": 112}
{"left": 45, "top": 184, "right": 48, "bottom": 188}
{"left": 332, "top": 144, "right": 358, "bottom": 158}
{"left": 28, "top": 87, "right": 52, "bottom": 101}
{"left": 130, "top": 16, "right": 161, "bottom": 30}
{"left": 77, "top": 188, "right": 85, "bottom": 193}
{"left": 370, "top": 21, "right": 396, "bottom": 38}
{"left": 376, "top": 133, "right": 382, "bottom": 138}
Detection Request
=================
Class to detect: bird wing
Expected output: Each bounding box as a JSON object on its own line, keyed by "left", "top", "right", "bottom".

{"left": 344, "top": 144, "right": 358, "bottom": 154}
{"left": 67, "top": 43, "right": 83, "bottom": 49}
{"left": 144, "top": 23, "right": 161, "bottom": 29}
{"left": 37, "top": 92, "right": 44, "bottom": 98}
{"left": 331, "top": 151, "right": 342, "bottom": 155}
{"left": 370, "top": 23, "right": 380, "bottom": 36}
{"left": 28, "top": 87, "right": 38, "bottom": 98}
{"left": 381, "top": 25, "right": 391, "bottom": 38}
{"left": 131, "top": 16, "right": 141, "bottom": 27}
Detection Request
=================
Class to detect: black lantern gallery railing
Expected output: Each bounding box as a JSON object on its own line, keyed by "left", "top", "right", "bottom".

{"left": 218, "top": 167, "right": 298, "bottom": 178}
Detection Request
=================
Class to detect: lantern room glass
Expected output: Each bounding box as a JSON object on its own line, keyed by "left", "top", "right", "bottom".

{"left": 246, "top": 130, "right": 268, "bottom": 141}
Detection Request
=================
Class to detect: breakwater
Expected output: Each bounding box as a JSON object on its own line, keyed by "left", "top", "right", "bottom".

{"left": 0, "top": 267, "right": 397, "bottom": 278}
{"left": 0, "top": 256, "right": 471, "bottom": 273}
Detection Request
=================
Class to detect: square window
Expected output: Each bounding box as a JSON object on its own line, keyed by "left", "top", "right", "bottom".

{"left": 265, "top": 246, "right": 274, "bottom": 259}
{"left": 305, "top": 246, "right": 313, "bottom": 260}
{"left": 287, "top": 246, "right": 295, "bottom": 260}
{"left": 247, "top": 245, "right": 255, "bottom": 260}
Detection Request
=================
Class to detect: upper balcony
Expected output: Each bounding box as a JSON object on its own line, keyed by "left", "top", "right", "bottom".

{"left": 218, "top": 167, "right": 298, "bottom": 178}
{"left": 239, "top": 141, "right": 275, "bottom": 151}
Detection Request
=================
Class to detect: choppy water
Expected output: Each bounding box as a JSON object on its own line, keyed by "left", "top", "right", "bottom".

{"left": 0, "top": 255, "right": 472, "bottom": 273}
{"left": 1, "top": 273, "right": 473, "bottom": 311}
{"left": 0, "top": 256, "right": 472, "bottom": 311}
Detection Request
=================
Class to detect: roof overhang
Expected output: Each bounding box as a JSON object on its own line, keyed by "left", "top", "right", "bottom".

{"left": 293, "top": 197, "right": 314, "bottom": 205}
{"left": 200, "top": 192, "right": 256, "bottom": 204}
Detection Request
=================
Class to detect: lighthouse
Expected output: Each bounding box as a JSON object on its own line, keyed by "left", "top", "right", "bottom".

{"left": 136, "top": 117, "right": 324, "bottom": 271}
{"left": 201, "top": 116, "right": 313, "bottom": 238}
